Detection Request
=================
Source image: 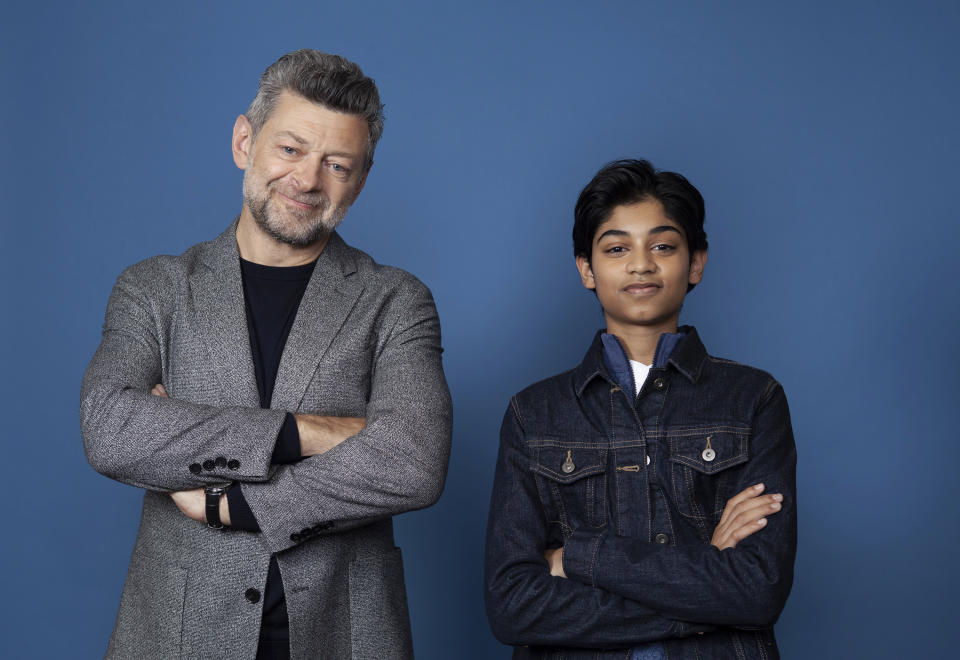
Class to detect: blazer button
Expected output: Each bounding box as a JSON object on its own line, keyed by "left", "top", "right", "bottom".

{"left": 290, "top": 533, "right": 301, "bottom": 542}
{"left": 227, "top": 459, "right": 240, "bottom": 470}
{"left": 655, "top": 533, "right": 670, "bottom": 544}
{"left": 189, "top": 463, "right": 202, "bottom": 474}
{"left": 202, "top": 459, "right": 215, "bottom": 471}
{"left": 215, "top": 456, "right": 227, "bottom": 468}
{"left": 244, "top": 588, "right": 261, "bottom": 603}
{"left": 652, "top": 378, "right": 665, "bottom": 390}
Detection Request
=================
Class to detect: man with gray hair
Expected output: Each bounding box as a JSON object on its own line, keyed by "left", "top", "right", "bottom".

{"left": 81, "top": 49, "right": 452, "bottom": 660}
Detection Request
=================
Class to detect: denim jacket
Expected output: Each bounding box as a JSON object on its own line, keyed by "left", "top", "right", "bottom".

{"left": 484, "top": 327, "right": 797, "bottom": 660}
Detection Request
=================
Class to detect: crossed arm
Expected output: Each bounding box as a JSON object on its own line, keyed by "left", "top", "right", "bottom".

{"left": 81, "top": 266, "right": 452, "bottom": 546}
{"left": 151, "top": 383, "right": 367, "bottom": 526}
{"left": 485, "top": 387, "right": 796, "bottom": 647}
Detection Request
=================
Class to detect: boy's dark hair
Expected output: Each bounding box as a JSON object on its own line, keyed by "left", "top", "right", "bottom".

{"left": 573, "top": 159, "right": 709, "bottom": 282}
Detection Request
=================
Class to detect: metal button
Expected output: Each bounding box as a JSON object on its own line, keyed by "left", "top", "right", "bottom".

{"left": 701, "top": 448, "right": 716, "bottom": 462}
{"left": 652, "top": 378, "right": 665, "bottom": 390}
{"left": 244, "top": 588, "right": 261, "bottom": 603}
{"left": 227, "top": 459, "right": 240, "bottom": 470}
{"left": 655, "top": 533, "right": 670, "bottom": 544}
{"left": 646, "top": 455, "right": 651, "bottom": 466}
{"left": 202, "top": 459, "right": 215, "bottom": 471}
{"left": 561, "top": 450, "right": 575, "bottom": 474}
{"left": 189, "top": 463, "right": 202, "bottom": 474}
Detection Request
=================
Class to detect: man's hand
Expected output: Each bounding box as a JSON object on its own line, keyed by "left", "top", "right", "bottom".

{"left": 544, "top": 546, "right": 566, "bottom": 578}
{"left": 710, "top": 483, "right": 782, "bottom": 550}
{"left": 169, "top": 488, "right": 232, "bottom": 526}
{"left": 295, "top": 413, "right": 366, "bottom": 457}
{"left": 151, "top": 384, "right": 232, "bottom": 526}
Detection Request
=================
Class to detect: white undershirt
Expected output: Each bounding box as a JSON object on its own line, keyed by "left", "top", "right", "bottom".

{"left": 629, "top": 360, "right": 651, "bottom": 395}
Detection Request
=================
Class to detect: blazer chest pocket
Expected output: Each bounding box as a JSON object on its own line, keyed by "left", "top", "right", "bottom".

{"left": 669, "top": 428, "right": 750, "bottom": 523}
{"left": 531, "top": 445, "right": 608, "bottom": 534}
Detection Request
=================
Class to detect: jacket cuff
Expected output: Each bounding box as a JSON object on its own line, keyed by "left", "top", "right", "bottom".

{"left": 563, "top": 529, "right": 606, "bottom": 587}
{"left": 226, "top": 484, "right": 261, "bottom": 532}
{"left": 270, "top": 413, "right": 302, "bottom": 465}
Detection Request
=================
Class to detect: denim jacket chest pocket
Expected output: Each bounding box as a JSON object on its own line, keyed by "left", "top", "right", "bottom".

{"left": 667, "top": 427, "right": 750, "bottom": 523}
{"left": 530, "top": 440, "right": 608, "bottom": 535}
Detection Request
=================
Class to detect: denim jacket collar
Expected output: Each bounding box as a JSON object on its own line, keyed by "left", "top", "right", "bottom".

{"left": 574, "top": 325, "right": 708, "bottom": 397}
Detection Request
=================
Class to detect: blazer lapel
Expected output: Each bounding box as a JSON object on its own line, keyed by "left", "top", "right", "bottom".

{"left": 271, "top": 232, "right": 365, "bottom": 412}
{"left": 190, "top": 221, "right": 261, "bottom": 408}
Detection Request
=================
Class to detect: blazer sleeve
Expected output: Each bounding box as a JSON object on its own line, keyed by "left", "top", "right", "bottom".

{"left": 80, "top": 264, "right": 287, "bottom": 492}
{"left": 236, "top": 276, "right": 453, "bottom": 553}
{"left": 484, "top": 401, "right": 712, "bottom": 649}
{"left": 561, "top": 381, "right": 798, "bottom": 628}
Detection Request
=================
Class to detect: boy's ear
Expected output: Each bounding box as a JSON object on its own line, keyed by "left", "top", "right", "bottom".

{"left": 576, "top": 255, "right": 596, "bottom": 290}
{"left": 688, "top": 250, "right": 708, "bottom": 286}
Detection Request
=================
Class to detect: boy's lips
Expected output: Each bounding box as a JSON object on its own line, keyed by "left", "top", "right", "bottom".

{"left": 622, "top": 282, "right": 661, "bottom": 295}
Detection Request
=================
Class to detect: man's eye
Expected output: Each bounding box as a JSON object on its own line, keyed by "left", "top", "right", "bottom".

{"left": 281, "top": 146, "right": 298, "bottom": 156}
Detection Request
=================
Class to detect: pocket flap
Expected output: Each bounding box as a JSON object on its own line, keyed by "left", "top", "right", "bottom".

{"left": 532, "top": 447, "right": 605, "bottom": 484}
{"left": 668, "top": 429, "right": 749, "bottom": 474}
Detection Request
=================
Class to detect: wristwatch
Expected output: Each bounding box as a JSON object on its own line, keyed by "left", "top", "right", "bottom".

{"left": 204, "top": 484, "right": 231, "bottom": 529}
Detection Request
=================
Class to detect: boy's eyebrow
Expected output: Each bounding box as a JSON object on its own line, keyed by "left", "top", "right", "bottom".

{"left": 649, "top": 225, "right": 683, "bottom": 237}
{"left": 595, "top": 226, "right": 683, "bottom": 242}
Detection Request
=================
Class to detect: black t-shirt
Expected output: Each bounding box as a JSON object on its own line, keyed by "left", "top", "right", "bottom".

{"left": 233, "top": 256, "right": 317, "bottom": 655}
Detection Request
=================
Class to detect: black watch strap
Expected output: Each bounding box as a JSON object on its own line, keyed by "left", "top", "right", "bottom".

{"left": 205, "top": 484, "right": 230, "bottom": 529}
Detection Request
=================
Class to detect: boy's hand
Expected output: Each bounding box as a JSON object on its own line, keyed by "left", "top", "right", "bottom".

{"left": 544, "top": 546, "right": 566, "bottom": 578}
{"left": 710, "top": 483, "right": 782, "bottom": 550}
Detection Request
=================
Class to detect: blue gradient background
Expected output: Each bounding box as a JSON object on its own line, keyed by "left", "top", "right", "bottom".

{"left": 2, "top": 1, "right": 958, "bottom": 658}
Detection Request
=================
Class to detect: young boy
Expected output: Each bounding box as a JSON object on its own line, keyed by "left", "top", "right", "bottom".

{"left": 484, "top": 160, "right": 797, "bottom": 659}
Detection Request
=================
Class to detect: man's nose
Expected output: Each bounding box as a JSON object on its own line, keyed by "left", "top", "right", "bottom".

{"left": 291, "top": 157, "right": 323, "bottom": 192}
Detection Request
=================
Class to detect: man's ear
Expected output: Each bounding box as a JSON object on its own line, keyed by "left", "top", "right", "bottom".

{"left": 232, "top": 115, "right": 254, "bottom": 170}
{"left": 688, "top": 250, "right": 708, "bottom": 286}
{"left": 576, "top": 255, "right": 596, "bottom": 290}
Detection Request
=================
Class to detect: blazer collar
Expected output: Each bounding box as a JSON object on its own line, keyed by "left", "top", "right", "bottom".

{"left": 191, "top": 219, "right": 364, "bottom": 409}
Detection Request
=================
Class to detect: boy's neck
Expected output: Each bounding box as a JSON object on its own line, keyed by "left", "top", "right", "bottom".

{"left": 607, "top": 322, "right": 679, "bottom": 365}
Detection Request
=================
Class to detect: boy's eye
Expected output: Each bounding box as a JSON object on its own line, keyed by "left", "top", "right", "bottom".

{"left": 652, "top": 243, "right": 676, "bottom": 252}
{"left": 605, "top": 246, "right": 627, "bottom": 254}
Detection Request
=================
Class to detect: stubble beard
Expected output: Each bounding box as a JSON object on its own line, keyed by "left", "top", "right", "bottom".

{"left": 243, "top": 173, "right": 351, "bottom": 248}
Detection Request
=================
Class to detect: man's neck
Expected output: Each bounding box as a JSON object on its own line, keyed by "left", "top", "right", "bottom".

{"left": 235, "top": 211, "right": 329, "bottom": 267}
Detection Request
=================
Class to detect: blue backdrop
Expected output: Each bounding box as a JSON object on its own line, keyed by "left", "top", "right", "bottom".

{"left": 2, "top": 1, "right": 958, "bottom": 657}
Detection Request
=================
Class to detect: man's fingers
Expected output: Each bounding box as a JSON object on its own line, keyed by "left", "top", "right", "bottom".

{"left": 151, "top": 383, "right": 168, "bottom": 397}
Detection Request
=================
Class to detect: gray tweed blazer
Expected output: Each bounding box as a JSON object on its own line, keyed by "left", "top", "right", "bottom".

{"left": 80, "top": 222, "right": 452, "bottom": 659}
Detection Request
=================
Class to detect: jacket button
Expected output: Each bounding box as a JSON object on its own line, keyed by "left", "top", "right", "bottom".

{"left": 646, "top": 455, "right": 651, "bottom": 466}
{"left": 189, "top": 463, "right": 202, "bottom": 474}
{"left": 244, "top": 588, "right": 261, "bottom": 603}
{"left": 655, "top": 533, "right": 670, "bottom": 544}
{"left": 290, "top": 533, "right": 301, "bottom": 542}
{"left": 652, "top": 378, "right": 665, "bottom": 390}
{"left": 215, "top": 456, "right": 227, "bottom": 468}
{"left": 701, "top": 448, "right": 716, "bottom": 462}
{"left": 227, "top": 459, "right": 240, "bottom": 470}
{"left": 202, "top": 459, "right": 215, "bottom": 471}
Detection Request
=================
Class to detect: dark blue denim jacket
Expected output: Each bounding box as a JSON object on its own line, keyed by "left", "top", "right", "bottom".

{"left": 484, "top": 327, "right": 797, "bottom": 660}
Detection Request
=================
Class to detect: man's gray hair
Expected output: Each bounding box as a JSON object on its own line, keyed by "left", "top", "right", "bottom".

{"left": 246, "top": 49, "right": 384, "bottom": 168}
